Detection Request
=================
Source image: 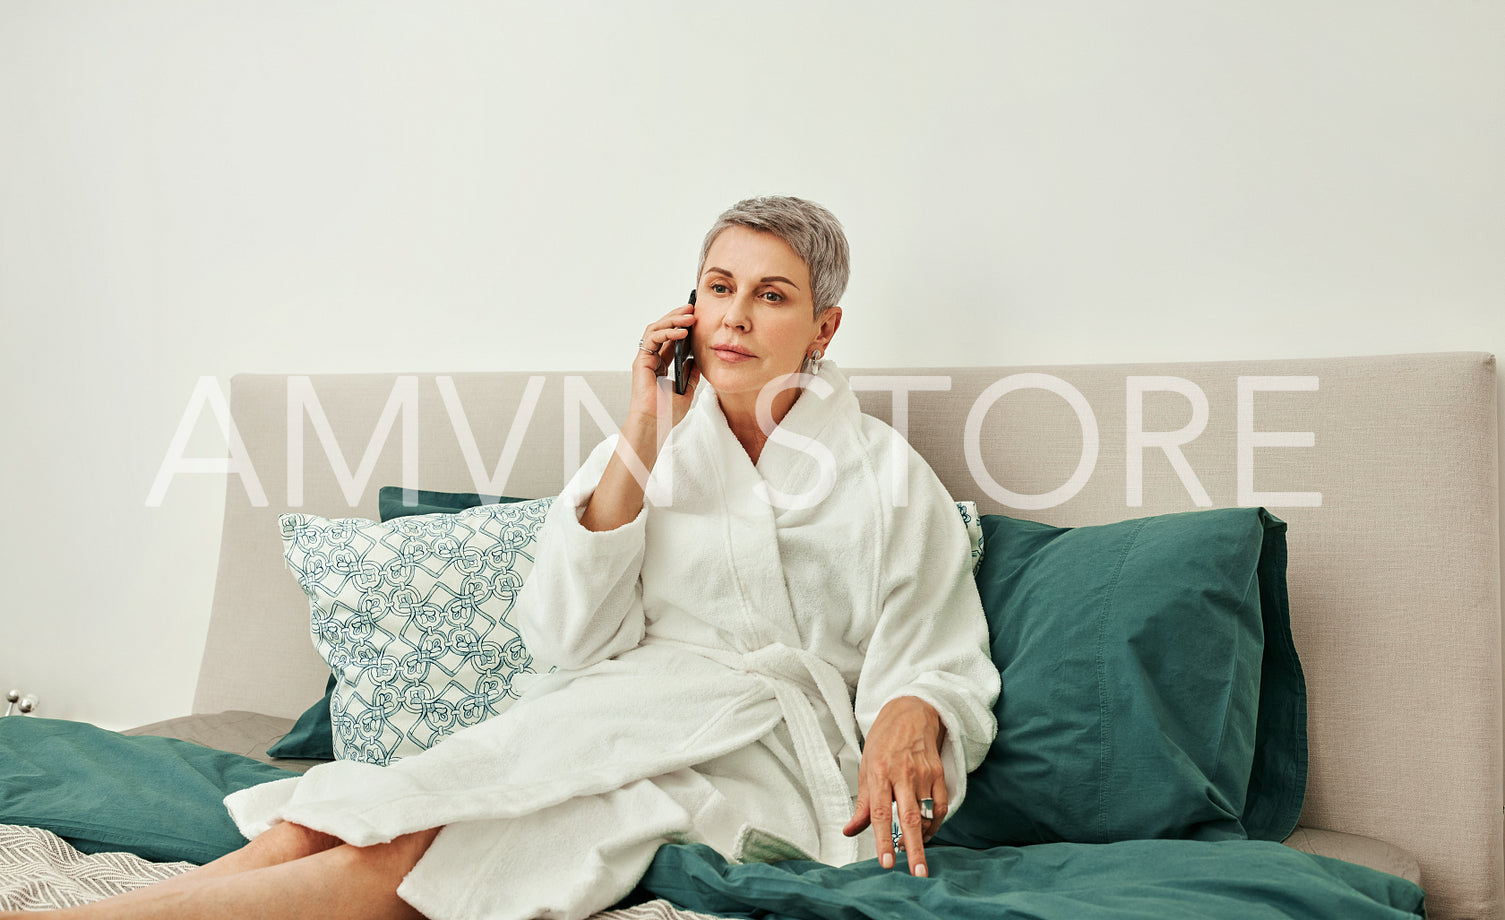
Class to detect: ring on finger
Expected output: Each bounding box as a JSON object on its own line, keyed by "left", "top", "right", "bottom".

{"left": 637, "top": 340, "right": 657, "bottom": 354}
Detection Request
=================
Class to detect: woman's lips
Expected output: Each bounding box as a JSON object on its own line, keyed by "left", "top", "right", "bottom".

{"left": 712, "top": 346, "right": 755, "bottom": 363}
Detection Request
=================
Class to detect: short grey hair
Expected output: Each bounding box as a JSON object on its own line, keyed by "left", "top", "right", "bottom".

{"left": 697, "top": 196, "right": 850, "bottom": 317}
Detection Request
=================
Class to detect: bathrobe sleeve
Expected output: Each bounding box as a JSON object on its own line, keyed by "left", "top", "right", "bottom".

{"left": 852, "top": 438, "right": 1000, "bottom": 812}
{"left": 514, "top": 434, "right": 650, "bottom": 671}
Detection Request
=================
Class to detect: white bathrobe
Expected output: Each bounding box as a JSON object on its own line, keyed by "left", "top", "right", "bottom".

{"left": 226, "top": 362, "right": 999, "bottom": 920}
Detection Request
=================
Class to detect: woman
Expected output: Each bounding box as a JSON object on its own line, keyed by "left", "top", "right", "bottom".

{"left": 13, "top": 197, "right": 999, "bottom": 920}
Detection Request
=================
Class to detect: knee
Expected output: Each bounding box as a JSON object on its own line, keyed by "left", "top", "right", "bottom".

{"left": 338, "top": 827, "right": 443, "bottom": 880}
{"left": 250, "top": 821, "right": 343, "bottom": 864}
{"left": 388, "top": 827, "right": 443, "bottom": 867}
{"left": 388, "top": 825, "right": 439, "bottom": 873}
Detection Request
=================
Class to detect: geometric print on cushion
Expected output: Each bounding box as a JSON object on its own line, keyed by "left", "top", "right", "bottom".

{"left": 278, "top": 498, "right": 554, "bottom": 765}
{"left": 956, "top": 501, "right": 984, "bottom": 575}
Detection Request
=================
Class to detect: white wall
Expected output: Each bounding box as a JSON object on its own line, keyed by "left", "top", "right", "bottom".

{"left": 1, "top": 1, "right": 1501, "bottom": 730}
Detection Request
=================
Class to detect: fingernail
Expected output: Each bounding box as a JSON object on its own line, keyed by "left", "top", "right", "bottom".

{"left": 881, "top": 854, "right": 894, "bottom": 869}
{"left": 915, "top": 864, "right": 928, "bottom": 878}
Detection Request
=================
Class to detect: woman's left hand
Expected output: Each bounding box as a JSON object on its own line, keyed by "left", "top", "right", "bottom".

{"left": 842, "top": 696, "right": 948, "bottom": 878}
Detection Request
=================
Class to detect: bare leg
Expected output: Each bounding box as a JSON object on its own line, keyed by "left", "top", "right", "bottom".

{"left": 5, "top": 826, "right": 441, "bottom": 920}
{"left": 7, "top": 820, "right": 345, "bottom": 913}
{"left": 165, "top": 820, "right": 345, "bottom": 886}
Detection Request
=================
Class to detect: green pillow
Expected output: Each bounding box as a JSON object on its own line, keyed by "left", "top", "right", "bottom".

{"left": 934, "top": 507, "right": 1305, "bottom": 848}
{"left": 0, "top": 717, "right": 299, "bottom": 864}
{"left": 377, "top": 485, "right": 525, "bottom": 521}
{"left": 264, "top": 487, "right": 529, "bottom": 760}
{"left": 265, "top": 673, "right": 336, "bottom": 760}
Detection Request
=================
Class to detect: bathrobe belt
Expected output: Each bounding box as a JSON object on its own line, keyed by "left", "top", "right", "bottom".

{"left": 649, "top": 639, "right": 865, "bottom": 865}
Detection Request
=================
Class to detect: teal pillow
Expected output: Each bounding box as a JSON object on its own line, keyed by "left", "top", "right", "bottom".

{"left": 934, "top": 507, "right": 1305, "bottom": 848}
{"left": 378, "top": 485, "right": 524, "bottom": 521}
{"left": 264, "top": 488, "right": 530, "bottom": 760}
{"left": 0, "top": 717, "right": 298, "bottom": 864}
{"left": 265, "top": 673, "right": 336, "bottom": 761}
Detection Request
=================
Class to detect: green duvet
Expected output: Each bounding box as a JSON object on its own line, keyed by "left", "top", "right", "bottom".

{"left": 0, "top": 718, "right": 1426, "bottom": 917}
{"left": 637, "top": 839, "right": 1425, "bottom": 919}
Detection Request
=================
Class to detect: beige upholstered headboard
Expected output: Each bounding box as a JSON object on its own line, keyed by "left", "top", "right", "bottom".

{"left": 195, "top": 351, "right": 1501, "bottom": 919}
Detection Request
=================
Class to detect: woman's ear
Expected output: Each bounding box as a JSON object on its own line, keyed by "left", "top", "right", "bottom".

{"left": 813, "top": 306, "right": 843, "bottom": 351}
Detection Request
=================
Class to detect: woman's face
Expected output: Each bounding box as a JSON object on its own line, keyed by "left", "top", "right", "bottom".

{"left": 693, "top": 226, "right": 841, "bottom": 407}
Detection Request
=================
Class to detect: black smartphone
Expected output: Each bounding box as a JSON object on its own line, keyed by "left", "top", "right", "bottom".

{"left": 673, "top": 289, "right": 695, "bottom": 395}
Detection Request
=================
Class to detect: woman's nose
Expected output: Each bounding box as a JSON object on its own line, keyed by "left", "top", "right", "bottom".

{"left": 723, "top": 294, "right": 753, "bottom": 330}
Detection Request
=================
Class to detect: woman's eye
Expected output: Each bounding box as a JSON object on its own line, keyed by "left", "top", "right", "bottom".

{"left": 710, "top": 283, "right": 730, "bottom": 294}
{"left": 761, "top": 291, "right": 784, "bottom": 303}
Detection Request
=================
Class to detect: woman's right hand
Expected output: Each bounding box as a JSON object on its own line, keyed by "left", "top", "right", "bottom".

{"left": 628, "top": 300, "right": 701, "bottom": 429}
{"left": 579, "top": 300, "right": 701, "bottom": 532}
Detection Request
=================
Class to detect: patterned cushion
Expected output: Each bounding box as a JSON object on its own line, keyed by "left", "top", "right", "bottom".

{"left": 279, "top": 498, "right": 554, "bottom": 765}
{"left": 956, "top": 501, "right": 984, "bottom": 574}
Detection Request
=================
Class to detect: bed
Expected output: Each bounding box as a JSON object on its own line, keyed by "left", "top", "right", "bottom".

{"left": 1, "top": 351, "right": 1499, "bottom": 918}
